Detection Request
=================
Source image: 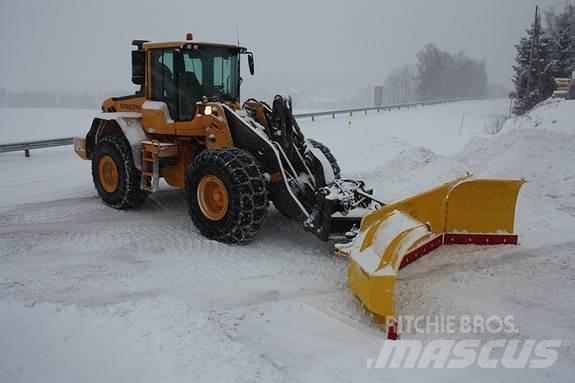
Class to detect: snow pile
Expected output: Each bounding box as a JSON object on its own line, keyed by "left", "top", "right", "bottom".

{"left": 299, "top": 98, "right": 510, "bottom": 173}
{"left": 363, "top": 99, "right": 575, "bottom": 247}
{"left": 503, "top": 98, "right": 575, "bottom": 134}
{"left": 452, "top": 99, "right": 575, "bottom": 246}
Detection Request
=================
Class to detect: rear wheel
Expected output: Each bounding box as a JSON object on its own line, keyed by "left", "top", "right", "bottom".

{"left": 91, "top": 135, "right": 147, "bottom": 209}
{"left": 185, "top": 147, "right": 268, "bottom": 243}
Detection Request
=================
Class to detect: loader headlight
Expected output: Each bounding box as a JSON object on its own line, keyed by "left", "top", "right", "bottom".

{"left": 204, "top": 105, "right": 212, "bottom": 115}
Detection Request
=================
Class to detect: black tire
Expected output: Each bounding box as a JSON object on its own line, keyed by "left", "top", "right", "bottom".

{"left": 91, "top": 135, "right": 147, "bottom": 209}
{"left": 308, "top": 139, "right": 341, "bottom": 179}
{"left": 185, "top": 147, "right": 268, "bottom": 244}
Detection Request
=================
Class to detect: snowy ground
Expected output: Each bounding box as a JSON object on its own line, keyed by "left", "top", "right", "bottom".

{"left": 1, "top": 99, "right": 574, "bottom": 382}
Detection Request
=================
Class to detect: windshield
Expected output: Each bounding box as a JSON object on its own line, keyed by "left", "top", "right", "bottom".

{"left": 151, "top": 46, "right": 242, "bottom": 120}
{"left": 182, "top": 47, "right": 240, "bottom": 101}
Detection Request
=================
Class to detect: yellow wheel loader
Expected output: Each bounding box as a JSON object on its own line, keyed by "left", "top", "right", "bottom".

{"left": 74, "top": 35, "right": 524, "bottom": 337}
{"left": 75, "top": 35, "right": 374, "bottom": 243}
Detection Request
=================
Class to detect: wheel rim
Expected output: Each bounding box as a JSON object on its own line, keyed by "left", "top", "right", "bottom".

{"left": 197, "top": 175, "right": 229, "bottom": 221}
{"left": 98, "top": 155, "right": 119, "bottom": 193}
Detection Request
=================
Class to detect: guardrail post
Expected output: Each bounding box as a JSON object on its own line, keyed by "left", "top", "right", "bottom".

{"left": 350, "top": 111, "right": 353, "bottom": 117}
{"left": 312, "top": 115, "right": 315, "bottom": 121}
{"left": 24, "top": 148, "right": 30, "bottom": 158}
{"left": 332, "top": 113, "right": 335, "bottom": 119}
{"left": 364, "top": 110, "right": 367, "bottom": 115}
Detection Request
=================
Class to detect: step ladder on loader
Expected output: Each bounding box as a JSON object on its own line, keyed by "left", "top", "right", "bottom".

{"left": 140, "top": 140, "right": 177, "bottom": 192}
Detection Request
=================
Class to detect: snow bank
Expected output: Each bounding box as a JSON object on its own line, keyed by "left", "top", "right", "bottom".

{"left": 363, "top": 99, "right": 575, "bottom": 247}
{"left": 299, "top": 99, "right": 510, "bottom": 173}
{"left": 503, "top": 99, "right": 575, "bottom": 134}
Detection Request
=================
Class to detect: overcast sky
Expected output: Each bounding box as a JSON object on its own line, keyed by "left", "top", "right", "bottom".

{"left": 0, "top": 0, "right": 563, "bottom": 99}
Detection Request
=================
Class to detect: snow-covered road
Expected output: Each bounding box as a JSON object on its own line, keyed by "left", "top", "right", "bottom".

{"left": 1, "top": 99, "right": 574, "bottom": 382}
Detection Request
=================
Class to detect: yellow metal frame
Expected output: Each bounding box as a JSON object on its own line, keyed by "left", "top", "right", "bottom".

{"left": 346, "top": 177, "right": 525, "bottom": 336}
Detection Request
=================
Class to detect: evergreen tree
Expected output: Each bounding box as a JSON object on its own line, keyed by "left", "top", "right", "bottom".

{"left": 512, "top": 13, "right": 554, "bottom": 114}
{"left": 549, "top": 9, "right": 574, "bottom": 79}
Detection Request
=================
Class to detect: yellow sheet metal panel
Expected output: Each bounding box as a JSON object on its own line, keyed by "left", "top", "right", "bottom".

{"left": 348, "top": 210, "right": 434, "bottom": 321}
{"left": 359, "top": 177, "right": 467, "bottom": 234}
{"left": 445, "top": 179, "right": 525, "bottom": 234}
{"left": 384, "top": 225, "right": 432, "bottom": 271}
{"left": 348, "top": 261, "right": 396, "bottom": 319}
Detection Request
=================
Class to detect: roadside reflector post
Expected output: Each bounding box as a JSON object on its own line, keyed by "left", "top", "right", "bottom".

{"left": 387, "top": 320, "right": 399, "bottom": 340}
{"left": 24, "top": 148, "right": 30, "bottom": 158}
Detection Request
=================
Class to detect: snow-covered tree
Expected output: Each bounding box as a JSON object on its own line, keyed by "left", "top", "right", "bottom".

{"left": 547, "top": 7, "right": 574, "bottom": 79}
{"left": 512, "top": 13, "right": 554, "bottom": 114}
{"left": 545, "top": 4, "right": 575, "bottom": 43}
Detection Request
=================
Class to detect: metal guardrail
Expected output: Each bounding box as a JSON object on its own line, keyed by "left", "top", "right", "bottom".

{"left": 294, "top": 97, "right": 477, "bottom": 121}
{"left": 0, "top": 137, "right": 74, "bottom": 156}
{"left": 0, "top": 97, "right": 479, "bottom": 156}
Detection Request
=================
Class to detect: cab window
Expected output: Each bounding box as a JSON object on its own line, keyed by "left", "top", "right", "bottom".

{"left": 151, "top": 49, "right": 176, "bottom": 118}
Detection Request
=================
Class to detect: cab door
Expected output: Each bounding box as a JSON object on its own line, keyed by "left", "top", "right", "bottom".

{"left": 142, "top": 48, "right": 177, "bottom": 135}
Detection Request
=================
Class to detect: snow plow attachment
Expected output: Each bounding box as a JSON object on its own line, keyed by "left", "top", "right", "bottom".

{"left": 341, "top": 177, "right": 525, "bottom": 338}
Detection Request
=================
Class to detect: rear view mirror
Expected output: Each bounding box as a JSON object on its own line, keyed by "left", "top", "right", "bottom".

{"left": 247, "top": 52, "right": 255, "bottom": 76}
{"left": 131, "top": 50, "right": 145, "bottom": 85}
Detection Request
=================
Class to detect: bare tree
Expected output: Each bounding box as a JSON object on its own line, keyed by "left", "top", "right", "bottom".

{"left": 383, "top": 64, "right": 417, "bottom": 104}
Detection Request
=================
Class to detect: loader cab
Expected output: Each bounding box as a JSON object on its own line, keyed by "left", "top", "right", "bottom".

{"left": 142, "top": 41, "right": 250, "bottom": 121}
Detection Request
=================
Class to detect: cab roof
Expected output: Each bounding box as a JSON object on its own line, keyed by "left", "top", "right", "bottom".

{"left": 141, "top": 40, "right": 246, "bottom": 52}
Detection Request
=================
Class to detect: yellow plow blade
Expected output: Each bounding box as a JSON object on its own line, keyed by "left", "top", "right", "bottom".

{"left": 345, "top": 177, "right": 525, "bottom": 338}
{"left": 444, "top": 179, "right": 525, "bottom": 242}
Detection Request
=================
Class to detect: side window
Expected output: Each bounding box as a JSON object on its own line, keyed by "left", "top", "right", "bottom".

{"left": 212, "top": 55, "right": 234, "bottom": 95}
{"left": 178, "top": 54, "right": 204, "bottom": 120}
{"left": 151, "top": 49, "right": 176, "bottom": 117}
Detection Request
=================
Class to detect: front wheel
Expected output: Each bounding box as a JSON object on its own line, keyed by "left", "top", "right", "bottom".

{"left": 185, "top": 148, "right": 268, "bottom": 243}
{"left": 308, "top": 139, "right": 341, "bottom": 179}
